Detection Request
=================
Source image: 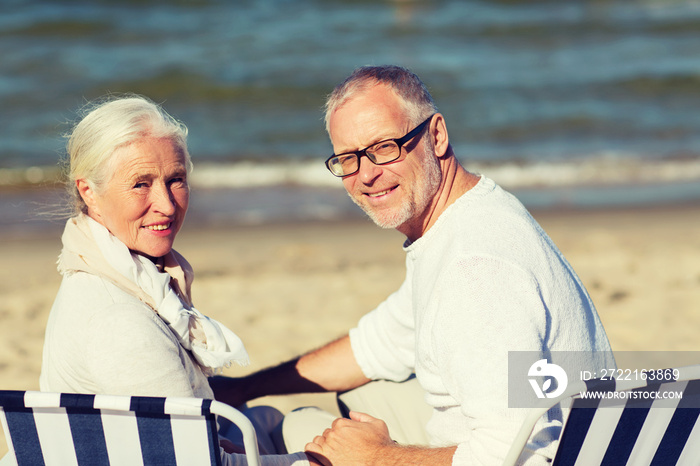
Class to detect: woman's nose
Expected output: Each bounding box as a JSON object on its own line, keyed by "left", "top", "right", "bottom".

{"left": 152, "top": 183, "right": 176, "bottom": 215}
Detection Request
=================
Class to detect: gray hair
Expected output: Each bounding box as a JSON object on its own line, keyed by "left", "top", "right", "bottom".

{"left": 64, "top": 94, "right": 191, "bottom": 215}
{"left": 324, "top": 65, "right": 438, "bottom": 134}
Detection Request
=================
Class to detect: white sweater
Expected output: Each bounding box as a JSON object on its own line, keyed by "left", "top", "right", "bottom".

{"left": 40, "top": 267, "right": 308, "bottom": 466}
{"left": 40, "top": 271, "right": 214, "bottom": 398}
{"left": 349, "top": 176, "right": 614, "bottom": 465}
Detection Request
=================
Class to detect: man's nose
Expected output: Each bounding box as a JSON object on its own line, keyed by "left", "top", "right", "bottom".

{"left": 357, "top": 154, "right": 382, "bottom": 185}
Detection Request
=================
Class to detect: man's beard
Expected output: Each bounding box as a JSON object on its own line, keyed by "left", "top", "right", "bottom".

{"left": 350, "top": 147, "right": 442, "bottom": 230}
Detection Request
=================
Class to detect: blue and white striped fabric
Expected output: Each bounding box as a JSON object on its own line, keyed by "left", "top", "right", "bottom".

{"left": 553, "top": 377, "right": 700, "bottom": 466}
{"left": 0, "top": 391, "right": 258, "bottom": 466}
{"left": 503, "top": 364, "right": 700, "bottom": 466}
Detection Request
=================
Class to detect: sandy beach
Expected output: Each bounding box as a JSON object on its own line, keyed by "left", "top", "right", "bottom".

{"left": 2, "top": 201, "right": 700, "bottom": 456}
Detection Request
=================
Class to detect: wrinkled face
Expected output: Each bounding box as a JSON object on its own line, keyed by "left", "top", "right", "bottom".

{"left": 329, "top": 84, "right": 441, "bottom": 230}
{"left": 88, "top": 136, "right": 189, "bottom": 260}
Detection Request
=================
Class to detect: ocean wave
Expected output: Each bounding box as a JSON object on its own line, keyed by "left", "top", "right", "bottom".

{"left": 4, "top": 153, "right": 699, "bottom": 192}
{"left": 470, "top": 154, "right": 700, "bottom": 188}
{"left": 190, "top": 154, "right": 700, "bottom": 191}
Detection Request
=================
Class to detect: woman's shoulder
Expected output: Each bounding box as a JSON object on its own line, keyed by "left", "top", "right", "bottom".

{"left": 49, "top": 271, "right": 179, "bottom": 350}
{"left": 54, "top": 271, "right": 138, "bottom": 308}
{"left": 52, "top": 272, "right": 166, "bottom": 328}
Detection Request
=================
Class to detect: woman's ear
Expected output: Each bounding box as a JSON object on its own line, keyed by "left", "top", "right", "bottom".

{"left": 76, "top": 179, "right": 100, "bottom": 217}
{"left": 430, "top": 113, "right": 450, "bottom": 158}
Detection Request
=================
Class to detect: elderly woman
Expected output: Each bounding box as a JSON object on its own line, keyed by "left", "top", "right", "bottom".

{"left": 38, "top": 95, "right": 313, "bottom": 466}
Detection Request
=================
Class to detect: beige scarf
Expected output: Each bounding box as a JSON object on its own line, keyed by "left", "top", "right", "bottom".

{"left": 58, "top": 214, "right": 249, "bottom": 373}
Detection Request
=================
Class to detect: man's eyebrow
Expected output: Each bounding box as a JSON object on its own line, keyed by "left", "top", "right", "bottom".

{"left": 337, "top": 134, "right": 399, "bottom": 155}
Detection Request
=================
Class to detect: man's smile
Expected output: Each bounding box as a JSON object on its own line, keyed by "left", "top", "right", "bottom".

{"left": 365, "top": 185, "right": 398, "bottom": 199}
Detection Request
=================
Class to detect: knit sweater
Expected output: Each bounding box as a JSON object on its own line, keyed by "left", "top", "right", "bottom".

{"left": 349, "top": 175, "right": 614, "bottom": 465}
{"left": 40, "top": 271, "right": 215, "bottom": 398}
{"left": 40, "top": 253, "right": 308, "bottom": 466}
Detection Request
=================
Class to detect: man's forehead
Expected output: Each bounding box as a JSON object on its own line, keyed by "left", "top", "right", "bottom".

{"left": 338, "top": 83, "right": 403, "bottom": 113}
{"left": 330, "top": 88, "right": 408, "bottom": 136}
{"left": 330, "top": 116, "right": 406, "bottom": 155}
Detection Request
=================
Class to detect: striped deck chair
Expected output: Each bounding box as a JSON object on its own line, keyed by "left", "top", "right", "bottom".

{"left": 0, "top": 390, "right": 261, "bottom": 466}
{"left": 503, "top": 364, "right": 700, "bottom": 466}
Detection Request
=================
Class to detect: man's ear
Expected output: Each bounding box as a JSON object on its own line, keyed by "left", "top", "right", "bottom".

{"left": 429, "top": 113, "right": 450, "bottom": 158}
{"left": 76, "top": 179, "right": 100, "bottom": 217}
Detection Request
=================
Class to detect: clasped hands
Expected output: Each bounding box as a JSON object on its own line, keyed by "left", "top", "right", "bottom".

{"left": 305, "top": 411, "right": 397, "bottom": 466}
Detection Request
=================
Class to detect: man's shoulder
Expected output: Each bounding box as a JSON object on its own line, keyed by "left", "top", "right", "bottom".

{"left": 442, "top": 183, "right": 540, "bottom": 242}
{"left": 418, "top": 182, "right": 555, "bottom": 275}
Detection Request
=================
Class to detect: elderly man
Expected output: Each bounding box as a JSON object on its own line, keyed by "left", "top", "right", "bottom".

{"left": 212, "top": 65, "right": 614, "bottom": 465}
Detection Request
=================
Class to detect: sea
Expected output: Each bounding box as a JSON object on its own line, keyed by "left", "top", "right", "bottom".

{"left": 2, "top": 0, "right": 700, "bottom": 234}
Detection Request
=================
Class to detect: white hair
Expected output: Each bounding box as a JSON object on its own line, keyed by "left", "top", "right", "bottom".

{"left": 324, "top": 65, "right": 438, "bottom": 134}
{"left": 65, "top": 94, "right": 191, "bottom": 215}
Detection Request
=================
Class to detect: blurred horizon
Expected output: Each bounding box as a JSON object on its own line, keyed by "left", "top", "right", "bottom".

{"left": 2, "top": 0, "right": 700, "bottom": 221}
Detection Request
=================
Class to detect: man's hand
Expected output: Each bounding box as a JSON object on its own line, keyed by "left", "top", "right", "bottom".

{"left": 304, "top": 411, "right": 395, "bottom": 465}
{"left": 305, "top": 411, "right": 457, "bottom": 465}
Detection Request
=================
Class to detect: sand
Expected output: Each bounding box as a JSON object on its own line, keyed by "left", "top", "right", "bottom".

{"left": 2, "top": 202, "right": 700, "bottom": 456}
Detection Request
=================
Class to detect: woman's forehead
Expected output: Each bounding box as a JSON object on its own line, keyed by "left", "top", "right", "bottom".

{"left": 109, "top": 138, "right": 187, "bottom": 178}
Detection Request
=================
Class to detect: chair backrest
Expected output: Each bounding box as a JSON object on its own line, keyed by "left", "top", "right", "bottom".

{"left": 0, "top": 390, "right": 261, "bottom": 466}
{"left": 503, "top": 364, "right": 700, "bottom": 466}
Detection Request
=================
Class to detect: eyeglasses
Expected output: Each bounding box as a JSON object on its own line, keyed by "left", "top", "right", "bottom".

{"left": 325, "top": 115, "right": 434, "bottom": 177}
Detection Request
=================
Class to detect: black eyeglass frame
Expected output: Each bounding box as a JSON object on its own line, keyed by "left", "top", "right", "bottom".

{"left": 325, "top": 114, "right": 435, "bottom": 177}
